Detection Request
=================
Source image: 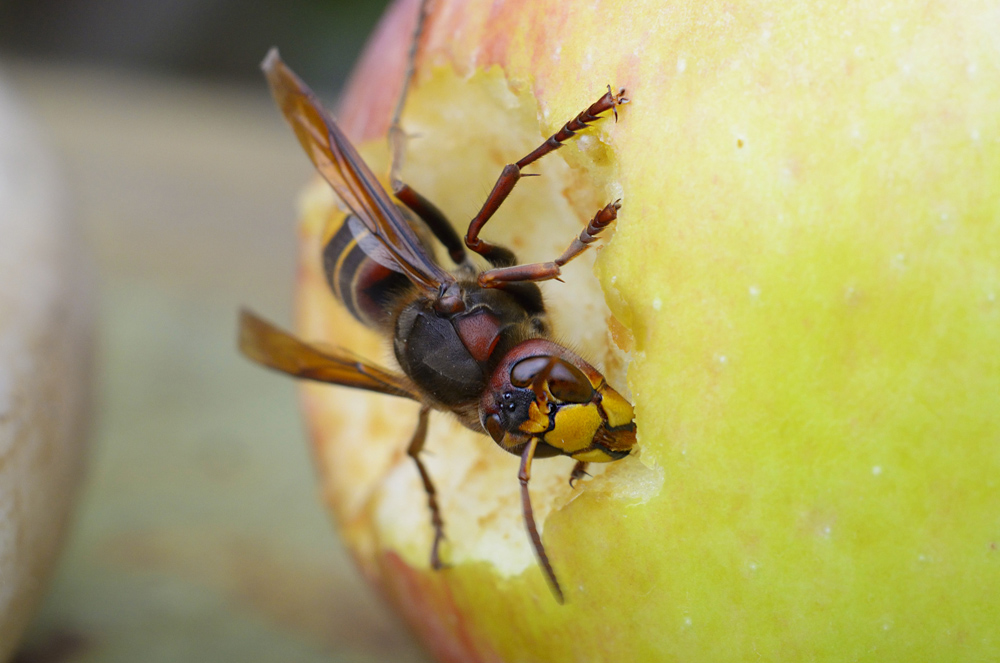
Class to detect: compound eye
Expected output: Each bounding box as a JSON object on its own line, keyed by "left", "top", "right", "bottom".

{"left": 510, "top": 356, "right": 595, "bottom": 404}
{"left": 484, "top": 413, "right": 506, "bottom": 443}
{"left": 510, "top": 356, "right": 549, "bottom": 388}
{"left": 547, "top": 359, "right": 596, "bottom": 403}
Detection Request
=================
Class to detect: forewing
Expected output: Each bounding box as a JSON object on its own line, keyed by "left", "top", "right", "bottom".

{"left": 262, "top": 49, "right": 453, "bottom": 297}
{"left": 347, "top": 215, "right": 399, "bottom": 272}
{"left": 239, "top": 309, "right": 420, "bottom": 400}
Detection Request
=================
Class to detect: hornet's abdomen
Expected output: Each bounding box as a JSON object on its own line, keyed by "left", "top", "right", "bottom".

{"left": 323, "top": 214, "right": 411, "bottom": 330}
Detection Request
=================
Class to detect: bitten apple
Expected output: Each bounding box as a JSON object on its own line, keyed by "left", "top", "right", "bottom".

{"left": 293, "top": 0, "right": 1000, "bottom": 660}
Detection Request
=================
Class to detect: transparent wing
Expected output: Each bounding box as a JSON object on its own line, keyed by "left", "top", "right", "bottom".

{"left": 239, "top": 309, "right": 420, "bottom": 400}
{"left": 262, "top": 48, "right": 454, "bottom": 298}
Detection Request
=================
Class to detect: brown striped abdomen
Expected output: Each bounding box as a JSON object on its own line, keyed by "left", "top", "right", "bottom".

{"left": 322, "top": 214, "right": 412, "bottom": 330}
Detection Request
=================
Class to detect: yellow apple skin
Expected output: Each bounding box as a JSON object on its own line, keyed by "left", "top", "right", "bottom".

{"left": 294, "top": 0, "right": 1000, "bottom": 660}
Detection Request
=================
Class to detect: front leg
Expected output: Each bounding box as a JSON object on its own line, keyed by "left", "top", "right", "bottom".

{"left": 465, "top": 87, "right": 629, "bottom": 268}
{"left": 478, "top": 200, "right": 621, "bottom": 287}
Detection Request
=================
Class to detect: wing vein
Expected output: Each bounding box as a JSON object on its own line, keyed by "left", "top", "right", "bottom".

{"left": 263, "top": 49, "right": 455, "bottom": 298}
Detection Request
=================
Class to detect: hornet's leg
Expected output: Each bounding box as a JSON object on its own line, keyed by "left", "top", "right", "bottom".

{"left": 569, "top": 461, "right": 590, "bottom": 489}
{"left": 465, "top": 86, "right": 628, "bottom": 268}
{"left": 385, "top": 0, "right": 473, "bottom": 268}
{"left": 388, "top": 0, "right": 431, "bottom": 183}
{"left": 384, "top": 0, "right": 471, "bottom": 272}
{"left": 407, "top": 405, "right": 446, "bottom": 570}
{"left": 519, "top": 437, "right": 565, "bottom": 603}
{"left": 478, "top": 200, "right": 621, "bottom": 287}
{"left": 392, "top": 180, "right": 470, "bottom": 268}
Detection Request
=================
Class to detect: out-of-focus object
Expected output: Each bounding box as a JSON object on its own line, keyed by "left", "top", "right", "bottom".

{"left": 0, "top": 73, "right": 93, "bottom": 660}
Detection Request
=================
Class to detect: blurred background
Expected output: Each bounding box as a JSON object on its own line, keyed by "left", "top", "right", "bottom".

{"left": 0, "top": 0, "right": 431, "bottom": 661}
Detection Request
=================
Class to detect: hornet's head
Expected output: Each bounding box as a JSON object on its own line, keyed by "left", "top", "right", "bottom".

{"left": 480, "top": 339, "right": 636, "bottom": 461}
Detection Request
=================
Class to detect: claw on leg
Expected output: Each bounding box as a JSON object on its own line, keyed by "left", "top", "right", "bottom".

{"left": 607, "top": 85, "right": 629, "bottom": 122}
{"left": 569, "top": 461, "right": 591, "bottom": 489}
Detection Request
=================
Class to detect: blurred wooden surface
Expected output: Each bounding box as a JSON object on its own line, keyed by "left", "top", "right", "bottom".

{"left": 3, "top": 59, "right": 428, "bottom": 663}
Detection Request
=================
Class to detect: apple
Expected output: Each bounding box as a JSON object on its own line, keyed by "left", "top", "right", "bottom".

{"left": 292, "top": 0, "right": 1000, "bottom": 660}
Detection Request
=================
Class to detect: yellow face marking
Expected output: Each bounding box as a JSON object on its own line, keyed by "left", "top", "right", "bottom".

{"left": 518, "top": 401, "right": 551, "bottom": 435}
{"left": 598, "top": 385, "right": 635, "bottom": 429}
{"left": 544, "top": 404, "right": 602, "bottom": 455}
